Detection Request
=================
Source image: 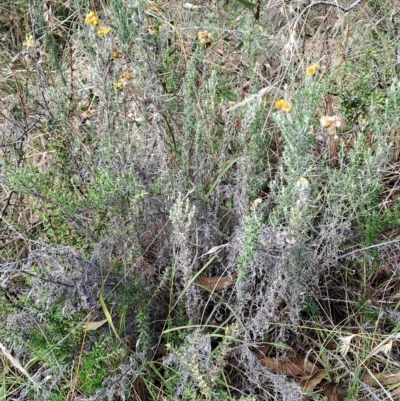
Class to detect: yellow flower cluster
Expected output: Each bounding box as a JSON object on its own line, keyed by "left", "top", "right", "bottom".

{"left": 114, "top": 72, "right": 133, "bottom": 89}
{"left": 97, "top": 26, "right": 112, "bottom": 37}
{"left": 198, "top": 30, "right": 213, "bottom": 47}
{"left": 306, "top": 64, "right": 319, "bottom": 76}
{"left": 85, "top": 11, "right": 99, "bottom": 26}
{"left": 85, "top": 11, "right": 112, "bottom": 37}
{"left": 23, "top": 34, "right": 35, "bottom": 48}
{"left": 275, "top": 99, "right": 292, "bottom": 112}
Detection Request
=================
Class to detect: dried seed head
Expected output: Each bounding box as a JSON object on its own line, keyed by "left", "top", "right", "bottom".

{"left": 198, "top": 30, "right": 213, "bottom": 47}
{"left": 320, "top": 115, "right": 342, "bottom": 128}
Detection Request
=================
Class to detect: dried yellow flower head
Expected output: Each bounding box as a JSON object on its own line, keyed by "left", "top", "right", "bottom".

{"left": 250, "top": 198, "right": 263, "bottom": 211}
{"left": 306, "top": 64, "right": 319, "bottom": 76}
{"left": 114, "top": 72, "right": 133, "bottom": 90}
{"left": 275, "top": 99, "right": 292, "bottom": 112}
{"left": 85, "top": 11, "right": 99, "bottom": 26}
{"left": 320, "top": 115, "right": 341, "bottom": 129}
{"left": 113, "top": 49, "right": 122, "bottom": 59}
{"left": 120, "top": 72, "right": 132, "bottom": 80}
{"left": 97, "top": 26, "right": 112, "bottom": 36}
{"left": 23, "top": 34, "right": 35, "bottom": 48}
{"left": 198, "top": 30, "right": 213, "bottom": 47}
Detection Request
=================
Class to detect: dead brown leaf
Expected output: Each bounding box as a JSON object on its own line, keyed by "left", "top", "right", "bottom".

{"left": 80, "top": 109, "right": 97, "bottom": 120}
{"left": 294, "top": 355, "right": 319, "bottom": 376}
{"left": 322, "top": 382, "right": 347, "bottom": 401}
{"left": 196, "top": 272, "right": 237, "bottom": 291}
{"left": 361, "top": 370, "right": 400, "bottom": 387}
{"left": 260, "top": 357, "right": 306, "bottom": 376}
{"left": 299, "top": 369, "right": 327, "bottom": 392}
{"left": 83, "top": 318, "right": 108, "bottom": 331}
{"left": 254, "top": 344, "right": 271, "bottom": 360}
{"left": 259, "top": 350, "right": 319, "bottom": 378}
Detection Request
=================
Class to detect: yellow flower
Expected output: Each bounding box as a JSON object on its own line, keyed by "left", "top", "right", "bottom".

{"left": 97, "top": 26, "right": 112, "bottom": 37}
{"left": 306, "top": 64, "right": 319, "bottom": 76}
{"left": 120, "top": 72, "right": 132, "bottom": 80}
{"left": 198, "top": 30, "right": 213, "bottom": 47}
{"left": 275, "top": 99, "right": 284, "bottom": 109}
{"left": 275, "top": 99, "right": 291, "bottom": 112}
{"left": 113, "top": 49, "right": 122, "bottom": 59}
{"left": 23, "top": 34, "right": 35, "bottom": 48}
{"left": 85, "top": 11, "right": 99, "bottom": 26}
{"left": 114, "top": 72, "right": 133, "bottom": 89}
{"left": 281, "top": 101, "right": 292, "bottom": 112}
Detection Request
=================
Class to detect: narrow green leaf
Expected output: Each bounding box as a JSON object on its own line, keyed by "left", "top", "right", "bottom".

{"left": 226, "top": 91, "right": 238, "bottom": 102}
{"left": 234, "top": 0, "right": 256, "bottom": 10}
{"left": 99, "top": 292, "right": 121, "bottom": 341}
{"left": 0, "top": 385, "right": 5, "bottom": 401}
{"left": 205, "top": 157, "right": 240, "bottom": 201}
{"left": 0, "top": 372, "right": 5, "bottom": 401}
